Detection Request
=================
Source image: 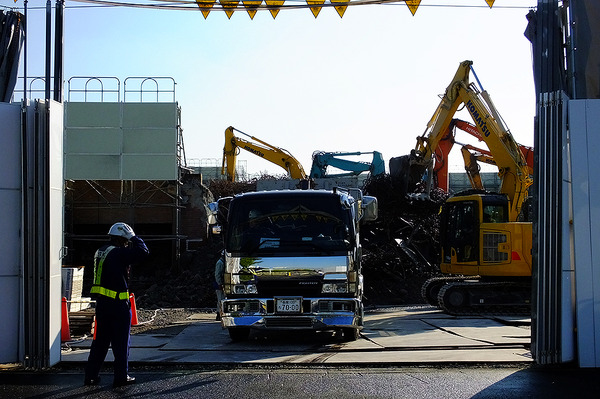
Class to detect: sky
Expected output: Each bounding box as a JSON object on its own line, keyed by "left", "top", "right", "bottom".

{"left": 6, "top": 0, "right": 538, "bottom": 177}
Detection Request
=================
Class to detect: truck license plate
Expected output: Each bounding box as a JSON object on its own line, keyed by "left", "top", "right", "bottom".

{"left": 276, "top": 298, "right": 301, "bottom": 313}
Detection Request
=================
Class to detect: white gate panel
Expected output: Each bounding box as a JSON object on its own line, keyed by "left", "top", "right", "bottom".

{"left": 49, "top": 100, "right": 64, "bottom": 366}
{"left": 0, "top": 102, "right": 22, "bottom": 363}
{"left": 570, "top": 99, "right": 600, "bottom": 367}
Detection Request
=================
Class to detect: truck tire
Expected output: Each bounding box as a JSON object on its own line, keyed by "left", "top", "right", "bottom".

{"left": 228, "top": 327, "right": 250, "bottom": 341}
{"left": 341, "top": 327, "right": 360, "bottom": 342}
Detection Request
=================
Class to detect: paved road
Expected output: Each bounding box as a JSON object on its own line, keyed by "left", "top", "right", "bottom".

{"left": 61, "top": 305, "right": 533, "bottom": 365}
{"left": 2, "top": 364, "right": 599, "bottom": 398}
{"left": 3, "top": 306, "right": 599, "bottom": 398}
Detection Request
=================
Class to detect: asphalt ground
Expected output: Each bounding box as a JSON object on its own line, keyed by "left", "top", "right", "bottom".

{"left": 3, "top": 306, "right": 599, "bottom": 398}
{"left": 1, "top": 363, "right": 599, "bottom": 398}
{"left": 60, "top": 305, "right": 533, "bottom": 365}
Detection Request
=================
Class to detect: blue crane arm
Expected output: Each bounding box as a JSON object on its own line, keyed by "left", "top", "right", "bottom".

{"left": 310, "top": 151, "right": 385, "bottom": 178}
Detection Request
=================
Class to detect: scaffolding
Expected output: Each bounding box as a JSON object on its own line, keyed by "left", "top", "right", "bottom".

{"left": 62, "top": 77, "right": 197, "bottom": 271}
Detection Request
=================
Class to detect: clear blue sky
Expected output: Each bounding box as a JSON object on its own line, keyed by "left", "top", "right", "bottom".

{"left": 8, "top": 0, "right": 537, "bottom": 176}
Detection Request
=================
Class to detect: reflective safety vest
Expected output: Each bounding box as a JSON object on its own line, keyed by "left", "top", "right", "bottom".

{"left": 90, "top": 246, "right": 129, "bottom": 300}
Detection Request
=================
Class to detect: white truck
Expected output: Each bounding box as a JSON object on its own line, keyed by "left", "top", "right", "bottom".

{"left": 210, "top": 188, "right": 377, "bottom": 341}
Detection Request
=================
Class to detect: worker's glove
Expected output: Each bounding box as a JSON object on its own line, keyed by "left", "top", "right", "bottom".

{"left": 120, "top": 223, "right": 135, "bottom": 240}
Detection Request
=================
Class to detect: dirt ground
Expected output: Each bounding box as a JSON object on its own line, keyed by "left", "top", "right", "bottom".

{"left": 131, "top": 308, "right": 205, "bottom": 335}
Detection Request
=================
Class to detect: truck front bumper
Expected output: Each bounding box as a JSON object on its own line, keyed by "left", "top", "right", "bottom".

{"left": 220, "top": 297, "right": 363, "bottom": 330}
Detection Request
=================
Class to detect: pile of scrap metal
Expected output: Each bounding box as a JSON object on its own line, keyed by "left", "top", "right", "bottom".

{"left": 361, "top": 174, "right": 448, "bottom": 305}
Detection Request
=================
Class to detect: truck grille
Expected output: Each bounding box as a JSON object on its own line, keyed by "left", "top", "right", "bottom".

{"left": 265, "top": 317, "right": 314, "bottom": 328}
{"left": 318, "top": 300, "right": 355, "bottom": 312}
{"left": 257, "top": 278, "right": 321, "bottom": 297}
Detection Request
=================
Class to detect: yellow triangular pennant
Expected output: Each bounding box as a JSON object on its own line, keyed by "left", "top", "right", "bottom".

{"left": 195, "top": 0, "right": 216, "bottom": 19}
{"left": 220, "top": 0, "right": 239, "bottom": 19}
{"left": 306, "top": 0, "right": 324, "bottom": 18}
{"left": 485, "top": 0, "right": 495, "bottom": 7}
{"left": 405, "top": 0, "right": 421, "bottom": 16}
{"left": 332, "top": 0, "right": 348, "bottom": 18}
{"left": 243, "top": 0, "right": 262, "bottom": 19}
{"left": 265, "top": 0, "right": 284, "bottom": 19}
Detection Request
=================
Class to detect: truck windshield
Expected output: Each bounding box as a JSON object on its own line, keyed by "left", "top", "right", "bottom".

{"left": 226, "top": 194, "right": 353, "bottom": 256}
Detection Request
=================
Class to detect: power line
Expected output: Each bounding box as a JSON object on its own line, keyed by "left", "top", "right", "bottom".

{"left": 7, "top": 0, "right": 536, "bottom": 12}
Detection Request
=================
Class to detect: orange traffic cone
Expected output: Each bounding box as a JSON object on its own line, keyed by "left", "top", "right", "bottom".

{"left": 92, "top": 315, "right": 97, "bottom": 340}
{"left": 61, "top": 297, "right": 71, "bottom": 342}
{"left": 130, "top": 293, "right": 139, "bottom": 326}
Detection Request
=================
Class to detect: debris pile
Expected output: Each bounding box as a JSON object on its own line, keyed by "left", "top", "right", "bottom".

{"left": 132, "top": 174, "right": 447, "bottom": 309}
{"left": 360, "top": 174, "right": 448, "bottom": 305}
{"left": 133, "top": 238, "right": 223, "bottom": 310}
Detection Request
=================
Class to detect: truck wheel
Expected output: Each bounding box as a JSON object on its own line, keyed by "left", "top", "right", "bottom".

{"left": 341, "top": 328, "right": 360, "bottom": 341}
{"left": 228, "top": 327, "right": 250, "bottom": 341}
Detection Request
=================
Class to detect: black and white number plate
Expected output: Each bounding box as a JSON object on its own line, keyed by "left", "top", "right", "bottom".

{"left": 276, "top": 298, "right": 301, "bottom": 313}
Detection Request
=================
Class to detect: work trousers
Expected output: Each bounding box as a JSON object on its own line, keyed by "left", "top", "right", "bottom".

{"left": 84, "top": 297, "right": 132, "bottom": 382}
{"left": 216, "top": 289, "right": 225, "bottom": 314}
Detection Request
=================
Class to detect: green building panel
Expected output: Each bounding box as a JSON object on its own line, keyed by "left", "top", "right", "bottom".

{"left": 64, "top": 102, "right": 180, "bottom": 181}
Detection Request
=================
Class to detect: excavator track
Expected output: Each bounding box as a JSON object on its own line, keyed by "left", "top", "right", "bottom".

{"left": 436, "top": 279, "right": 531, "bottom": 316}
{"left": 421, "top": 276, "right": 464, "bottom": 306}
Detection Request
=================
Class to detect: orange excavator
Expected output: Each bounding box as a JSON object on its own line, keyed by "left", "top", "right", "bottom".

{"left": 429, "top": 118, "right": 534, "bottom": 192}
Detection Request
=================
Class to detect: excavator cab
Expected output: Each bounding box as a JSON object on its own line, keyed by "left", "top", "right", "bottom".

{"left": 440, "top": 192, "right": 517, "bottom": 277}
{"left": 440, "top": 197, "right": 479, "bottom": 264}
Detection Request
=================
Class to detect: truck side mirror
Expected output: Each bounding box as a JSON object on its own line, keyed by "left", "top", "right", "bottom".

{"left": 361, "top": 196, "right": 378, "bottom": 222}
{"left": 208, "top": 202, "right": 219, "bottom": 214}
{"left": 208, "top": 202, "right": 218, "bottom": 225}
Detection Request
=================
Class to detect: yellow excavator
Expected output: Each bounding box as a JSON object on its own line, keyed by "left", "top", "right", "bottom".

{"left": 221, "top": 126, "right": 307, "bottom": 181}
{"left": 390, "top": 117, "right": 533, "bottom": 194}
{"left": 411, "top": 60, "right": 533, "bottom": 315}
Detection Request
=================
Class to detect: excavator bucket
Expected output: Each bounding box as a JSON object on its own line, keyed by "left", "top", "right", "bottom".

{"left": 389, "top": 153, "right": 427, "bottom": 197}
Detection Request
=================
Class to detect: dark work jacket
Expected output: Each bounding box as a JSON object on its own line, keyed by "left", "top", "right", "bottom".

{"left": 91, "top": 236, "right": 149, "bottom": 298}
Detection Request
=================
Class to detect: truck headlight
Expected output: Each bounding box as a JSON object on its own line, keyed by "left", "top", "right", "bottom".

{"left": 246, "top": 284, "right": 258, "bottom": 294}
{"left": 233, "top": 284, "right": 258, "bottom": 295}
{"left": 322, "top": 282, "right": 348, "bottom": 293}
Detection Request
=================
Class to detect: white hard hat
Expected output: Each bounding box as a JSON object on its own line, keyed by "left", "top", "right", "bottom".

{"left": 108, "top": 222, "right": 133, "bottom": 238}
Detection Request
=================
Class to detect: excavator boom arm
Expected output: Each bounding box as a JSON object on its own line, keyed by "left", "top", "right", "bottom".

{"left": 310, "top": 151, "right": 385, "bottom": 178}
{"left": 222, "top": 126, "right": 307, "bottom": 181}
{"left": 417, "top": 61, "right": 532, "bottom": 218}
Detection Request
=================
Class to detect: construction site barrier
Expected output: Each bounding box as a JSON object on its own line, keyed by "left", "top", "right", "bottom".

{"left": 61, "top": 297, "right": 71, "bottom": 342}
{"left": 130, "top": 293, "right": 139, "bottom": 326}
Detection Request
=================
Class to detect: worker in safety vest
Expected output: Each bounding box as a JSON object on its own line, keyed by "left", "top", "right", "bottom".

{"left": 84, "top": 222, "right": 149, "bottom": 388}
{"left": 214, "top": 251, "right": 225, "bottom": 321}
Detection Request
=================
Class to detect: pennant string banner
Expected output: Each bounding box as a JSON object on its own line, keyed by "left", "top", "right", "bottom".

{"left": 243, "top": 0, "right": 262, "bottom": 19}
{"left": 195, "top": 0, "right": 215, "bottom": 19}
{"left": 306, "top": 0, "right": 325, "bottom": 18}
{"left": 220, "top": 0, "right": 239, "bottom": 18}
{"left": 265, "top": 0, "right": 284, "bottom": 19}
{"left": 405, "top": 0, "right": 420, "bottom": 16}
{"left": 332, "top": 0, "right": 349, "bottom": 18}
{"left": 106, "top": 0, "right": 501, "bottom": 19}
